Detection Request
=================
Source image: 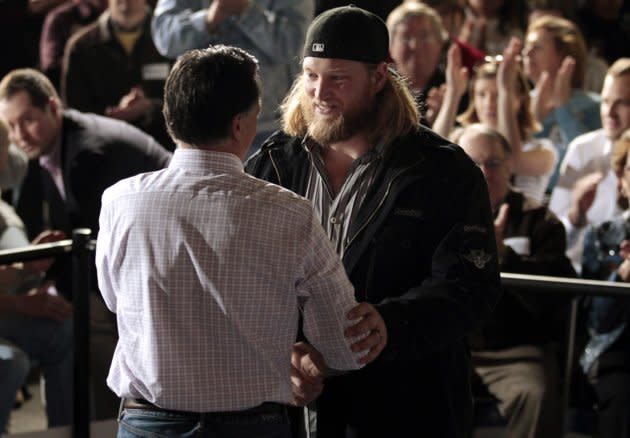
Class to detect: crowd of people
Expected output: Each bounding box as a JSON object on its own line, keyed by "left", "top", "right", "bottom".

{"left": 0, "top": 1, "right": 629, "bottom": 438}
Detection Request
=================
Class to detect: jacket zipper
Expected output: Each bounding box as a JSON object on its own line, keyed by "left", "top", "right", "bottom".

{"left": 344, "top": 157, "right": 426, "bottom": 254}
{"left": 268, "top": 150, "right": 283, "bottom": 187}
{"left": 267, "top": 146, "right": 425, "bottom": 256}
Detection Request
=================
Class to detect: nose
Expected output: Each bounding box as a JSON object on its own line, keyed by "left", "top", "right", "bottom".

{"left": 313, "top": 77, "right": 329, "bottom": 101}
{"left": 603, "top": 101, "right": 617, "bottom": 118}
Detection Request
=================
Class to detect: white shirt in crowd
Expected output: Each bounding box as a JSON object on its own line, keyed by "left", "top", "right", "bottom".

{"left": 548, "top": 129, "right": 621, "bottom": 273}
{"left": 96, "top": 148, "right": 363, "bottom": 412}
{"left": 513, "top": 138, "right": 557, "bottom": 204}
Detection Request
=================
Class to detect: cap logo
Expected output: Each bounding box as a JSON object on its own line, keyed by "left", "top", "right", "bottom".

{"left": 312, "top": 43, "right": 325, "bottom": 52}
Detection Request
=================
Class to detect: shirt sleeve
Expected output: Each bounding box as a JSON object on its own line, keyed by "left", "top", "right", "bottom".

{"left": 95, "top": 192, "right": 117, "bottom": 313}
{"left": 297, "top": 210, "right": 363, "bottom": 372}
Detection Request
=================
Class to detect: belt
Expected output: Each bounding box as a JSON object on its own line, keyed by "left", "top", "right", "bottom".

{"left": 121, "top": 398, "right": 287, "bottom": 420}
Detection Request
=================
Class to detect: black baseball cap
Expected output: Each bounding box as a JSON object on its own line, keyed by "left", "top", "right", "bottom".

{"left": 303, "top": 5, "right": 390, "bottom": 64}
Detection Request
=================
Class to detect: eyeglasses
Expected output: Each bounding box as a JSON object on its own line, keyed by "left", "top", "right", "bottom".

{"left": 483, "top": 55, "right": 504, "bottom": 64}
{"left": 397, "top": 32, "right": 437, "bottom": 45}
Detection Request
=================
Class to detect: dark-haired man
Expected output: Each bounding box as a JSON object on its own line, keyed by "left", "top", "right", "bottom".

{"left": 62, "top": 0, "right": 174, "bottom": 149}
{"left": 246, "top": 6, "right": 501, "bottom": 438}
{"left": 96, "top": 44, "right": 387, "bottom": 438}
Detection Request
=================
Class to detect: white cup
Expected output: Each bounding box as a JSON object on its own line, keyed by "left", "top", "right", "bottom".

{"left": 503, "top": 236, "right": 530, "bottom": 256}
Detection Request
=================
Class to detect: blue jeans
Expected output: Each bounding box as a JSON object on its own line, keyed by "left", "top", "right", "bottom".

{"left": 0, "top": 315, "right": 73, "bottom": 428}
{"left": 0, "top": 340, "right": 30, "bottom": 432}
{"left": 118, "top": 403, "right": 291, "bottom": 438}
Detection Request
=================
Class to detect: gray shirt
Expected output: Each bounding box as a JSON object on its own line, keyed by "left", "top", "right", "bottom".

{"left": 304, "top": 138, "right": 389, "bottom": 257}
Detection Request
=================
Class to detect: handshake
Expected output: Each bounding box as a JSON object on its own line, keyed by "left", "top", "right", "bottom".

{"left": 290, "top": 302, "right": 387, "bottom": 406}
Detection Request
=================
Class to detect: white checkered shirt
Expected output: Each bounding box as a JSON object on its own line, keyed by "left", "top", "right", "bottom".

{"left": 96, "top": 149, "right": 362, "bottom": 412}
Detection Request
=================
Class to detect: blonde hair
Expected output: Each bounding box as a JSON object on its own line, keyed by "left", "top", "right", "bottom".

{"left": 526, "top": 16, "right": 587, "bottom": 89}
{"left": 386, "top": 2, "right": 449, "bottom": 45}
{"left": 281, "top": 66, "right": 420, "bottom": 146}
{"left": 457, "top": 61, "right": 540, "bottom": 140}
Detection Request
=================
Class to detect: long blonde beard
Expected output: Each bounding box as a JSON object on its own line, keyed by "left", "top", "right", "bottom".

{"left": 298, "top": 91, "right": 374, "bottom": 147}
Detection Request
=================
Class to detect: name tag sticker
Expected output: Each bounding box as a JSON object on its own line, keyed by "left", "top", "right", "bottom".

{"left": 142, "top": 63, "right": 169, "bottom": 80}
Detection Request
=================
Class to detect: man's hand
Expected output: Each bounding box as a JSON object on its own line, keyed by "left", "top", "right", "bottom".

{"left": 105, "top": 87, "right": 152, "bottom": 123}
{"left": 290, "top": 342, "right": 325, "bottom": 406}
{"left": 425, "top": 84, "right": 445, "bottom": 126}
{"left": 345, "top": 302, "right": 387, "bottom": 365}
{"left": 616, "top": 240, "right": 630, "bottom": 281}
{"left": 568, "top": 171, "right": 604, "bottom": 227}
{"left": 445, "top": 44, "right": 469, "bottom": 101}
{"left": 497, "top": 38, "right": 520, "bottom": 92}
{"left": 23, "top": 230, "right": 66, "bottom": 275}
{"left": 14, "top": 282, "right": 73, "bottom": 322}
{"left": 206, "top": 0, "right": 251, "bottom": 30}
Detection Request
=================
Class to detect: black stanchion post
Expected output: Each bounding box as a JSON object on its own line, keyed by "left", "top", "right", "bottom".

{"left": 72, "top": 228, "right": 92, "bottom": 438}
{"left": 562, "top": 296, "right": 579, "bottom": 438}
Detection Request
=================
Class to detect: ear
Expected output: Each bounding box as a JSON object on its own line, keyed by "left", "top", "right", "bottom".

{"left": 48, "top": 97, "right": 61, "bottom": 119}
{"left": 231, "top": 112, "right": 244, "bottom": 143}
{"left": 370, "top": 62, "right": 389, "bottom": 95}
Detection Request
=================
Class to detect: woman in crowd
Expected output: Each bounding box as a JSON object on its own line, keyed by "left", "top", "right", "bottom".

{"left": 522, "top": 15, "right": 601, "bottom": 191}
{"left": 459, "top": 0, "right": 526, "bottom": 55}
{"left": 434, "top": 38, "right": 556, "bottom": 203}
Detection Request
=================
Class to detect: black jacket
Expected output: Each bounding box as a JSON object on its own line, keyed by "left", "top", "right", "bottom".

{"left": 246, "top": 127, "right": 501, "bottom": 438}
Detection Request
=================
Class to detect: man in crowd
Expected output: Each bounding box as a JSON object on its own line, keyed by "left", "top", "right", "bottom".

{"left": 0, "top": 68, "right": 172, "bottom": 419}
{"left": 459, "top": 123, "right": 575, "bottom": 438}
{"left": 62, "top": 0, "right": 174, "bottom": 149}
{"left": 246, "top": 6, "right": 501, "bottom": 437}
{"left": 151, "top": 0, "right": 313, "bottom": 157}
{"left": 96, "top": 44, "right": 387, "bottom": 438}
{"left": 549, "top": 58, "right": 630, "bottom": 273}
{"left": 0, "top": 117, "right": 72, "bottom": 434}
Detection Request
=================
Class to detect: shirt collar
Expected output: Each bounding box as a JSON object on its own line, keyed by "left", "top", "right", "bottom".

{"left": 301, "top": 136, "right": 389, "bottom": 164}
{"left": 39, "top": 135, "right": 62, "bottom": 169}
{"left": 169, "top": 148, "right": 244, "bottom": 174}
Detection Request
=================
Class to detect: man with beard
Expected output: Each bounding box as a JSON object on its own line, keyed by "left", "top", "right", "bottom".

{"left": 245, "top": 6, "right": 502, "bottom": 438}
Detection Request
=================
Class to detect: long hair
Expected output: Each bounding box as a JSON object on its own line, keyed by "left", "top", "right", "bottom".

{"left": 526, "top": 15, "right": 587, "bottom": 89}
{"left": 281, "top": 65, "right": 420, "bottom": 146}
{"left": 457, "top": 61, "right": 540, "bottom": 140}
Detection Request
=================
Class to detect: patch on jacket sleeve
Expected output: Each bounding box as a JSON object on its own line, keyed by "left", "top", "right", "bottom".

{"left": 459, "top": 225, "right": 493, "bottom": 270}
{"left": 462, "top": 249, "right": 493, "bottom": 269}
